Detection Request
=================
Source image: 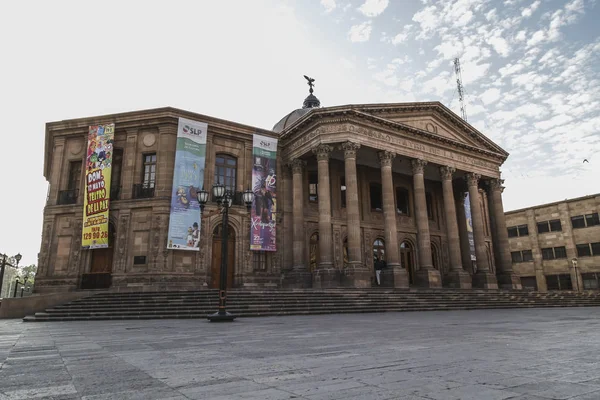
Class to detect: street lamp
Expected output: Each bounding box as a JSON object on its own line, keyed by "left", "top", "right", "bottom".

{"left": 0, "top": 253, "right": 21, "bottom": 297}
{"left": 197, "top": 184, "right": 254, "bottom": 322}
{"left": 571, "top": 258, "right": 580, "bottom": 292}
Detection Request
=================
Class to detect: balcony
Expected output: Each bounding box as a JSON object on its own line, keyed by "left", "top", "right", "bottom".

{"left": 57, "top": 189, "right": 78, "bottom": 205}
{"left": 132, "top": 184, "right": 155, "bottom": 199}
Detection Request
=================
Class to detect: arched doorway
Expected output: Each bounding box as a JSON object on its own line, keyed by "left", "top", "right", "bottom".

{"left": 84, "top": 222, "right": 115, "bottom": 289}
{"left": 372, "top": 238, "right": 385, "bottom": 263}
{"left": 342, "top": 237, "right": 349, "bottom": 268}
{"left": 211, "top": 224, "right": 235, "bottom": 289}
{"left": 431, "top": 243, "right": 439, "bottom": 271}
{"left": 400, "top": 241, "right": 415, "bottom": 285}
{"left": 309, "top": 232, "right": 319, "bottom": 272}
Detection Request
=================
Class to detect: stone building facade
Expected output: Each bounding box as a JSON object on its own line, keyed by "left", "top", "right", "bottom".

{"left": 505, "top": 194, "right": 600, "bottom": 292}
{"left": 35, "top": 96, "right": 521, "bottom": 293}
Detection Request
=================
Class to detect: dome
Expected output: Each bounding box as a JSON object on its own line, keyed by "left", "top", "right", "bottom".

{"left": 272, "top": 108, "right": 313, "bottom": 133}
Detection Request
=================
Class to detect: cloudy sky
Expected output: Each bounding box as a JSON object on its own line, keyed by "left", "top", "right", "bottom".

{"left": 0, "top": 0, "right": 598, "bottom": 266}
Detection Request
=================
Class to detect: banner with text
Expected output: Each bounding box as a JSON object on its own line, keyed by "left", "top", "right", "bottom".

{"left": 464, "top": 193, "right": 476, "bottom": 264}
{"left": 82, "top": 124, "right": 115, "bottom": 249}
{"left": 167, "top": 117, "right": 207, "bottom": 251}
{"left": 250, "top": 134, "right": 278, "bottom": 251}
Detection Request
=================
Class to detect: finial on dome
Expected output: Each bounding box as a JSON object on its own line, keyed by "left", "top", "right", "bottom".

{"left": 302, "top": 75, "right": 320, "bottom": 109}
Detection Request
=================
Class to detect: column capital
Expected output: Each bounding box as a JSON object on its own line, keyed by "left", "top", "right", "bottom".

{"left": 439, "top": 166, "right": 456, "bottom": 181}
{"left": 288, "top": 159, "right": 306, "bottom": 174}
{"left": 341, "top": 141, "right": 361, "bottom": 159}
{"left": 312, "top": 144, "right": 333, "bottom": 161}
{"left": 377, "top": 151, "right": 396, "bottom": 167}
{"left": 465, "top": 172, "right": 481, "bottom": 187}
{"left": 488, "top": 178, "right": 505, "bottom": 193}
{"left": 410, "top": 159, "right": 427, "bottom": 175}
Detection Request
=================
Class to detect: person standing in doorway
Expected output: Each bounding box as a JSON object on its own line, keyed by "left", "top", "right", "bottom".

{"left": 374, "top": 256, "right": 385, "bottom": 286}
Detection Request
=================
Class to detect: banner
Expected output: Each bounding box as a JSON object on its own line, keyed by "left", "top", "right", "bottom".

{"left": 464, "top": 193, "right": 476, "bottom": 262}
{"left": 166, "top": 117, "right": 207, "bottom": 251}
{"left": 250, "top": 134, "right": 278, "bottom": 251}
{"left": 82, "top": 124, "right": 115, "bottom": 249}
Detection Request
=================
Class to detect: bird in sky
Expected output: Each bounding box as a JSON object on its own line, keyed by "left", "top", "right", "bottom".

{"left": 583, "top": 159, "right": 589, "bottom": 163}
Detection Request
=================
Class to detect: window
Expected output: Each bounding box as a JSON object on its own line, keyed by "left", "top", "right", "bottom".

{"left": 68, "top": 161, "right": 82, "bottom": 191}
{"left": 577, "top": 244, "right": 592, "bottom": 257}
{"left": 582, "top": 273, "right": 600, "bottom": 290}
{"left": 592, "top": 242, "right": 600, "bottom": 256}
{"left": 541, "top": 247, "right": 555, "bottom": 260}
{"left": 215, "top": 154, "right": 237, "bottom": 193}
{"left": 133, "top": 255, "right": 147, "bottom": 265}
{"left": 522, "top": 250, "right": 533, "bottom": 262}
{"left": 537, "top": 221, "right": 549, "bottom": 234}
{"left": 426, "top": 193, "right": 434, "bottom": 220}
{"left": 142, "top": 153, "right": 157, "bottom": 188}
{"left": 252, "top": 252, "right": 267, "bottom": 270}
{"left": 507, "top": 224, "right": 528, "bottom": 237}
{"left": 511, "top": 251, "right": 522, "bottom": 263}
{"left": 111, "top": 149, "right": 123, "bottom": 199}
{"left": 340, "top": 177, "right": 346, "bottom": 208}
{"left": 549, "top": 219, "right": 562, "bottom": 231}
{"left": 396, "top": 187, "right": 409, "bottom": 215}
{"left": 586, "top": 213, "right": 600, "bottom": 227}
{"left": 553, "top": 246, "right": 567, "bottom": 259}
{"left": 373, "top": 239, "right": 385, "bottom": 262}
{"left": 571, "top": 215, "right": 586, "bottom": 229}
{"left": 370, "top": 183, "right": 382, "bottom": 211}
{"left": 572, "top": 213, "right": 599, "bottom": 229}
{"left": 308, "top": 172, "right": 318, "bottom": 203}
{"left": 546, "top": 274, "right": 572, "bottom": 290}
{"left": 521, "top": 277, "right": 538, "bottom": 290}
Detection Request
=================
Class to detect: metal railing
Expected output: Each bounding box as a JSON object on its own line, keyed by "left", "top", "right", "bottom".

{"left": 132, "top": 184, "right": 155, "bottom": 199}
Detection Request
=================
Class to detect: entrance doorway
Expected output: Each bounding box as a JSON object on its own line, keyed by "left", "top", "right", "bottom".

{"left": 400, "top": 241, "right": 415, "bottom": 285}
{"left": 82, "top": 222, "right": 115, "bottom": 289}
{"left": 211, "top": 224, "right": 235, "bottom": 289}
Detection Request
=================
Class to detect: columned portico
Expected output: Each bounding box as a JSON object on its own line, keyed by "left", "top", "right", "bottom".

{"left": 487, "top": 178, "right": 522, "bottom": 289}
{"left": 379, "top": 151, "right": 409, "bottom": 288}
{"left": 411, "top": 159, "right": 442, "bottom": 288}
{"left": 466, "top": 173, "right": 498, "bottom": 288}
{"left": 341, "top": 142, "right": 370, "bottom": 287}
{"left": 313, "top": 144, "right": 338, "bottom": 288}
{"left": 440, "top": 166, "right": 471, "bottom": 288}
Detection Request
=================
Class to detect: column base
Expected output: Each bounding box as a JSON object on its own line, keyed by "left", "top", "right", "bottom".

{"left": 415, "top": 268, "right": 442, "bottom": 288}
{"left": 472, "top": 270, "right": 498, "bottom": 289}
{"left": 445, "top": 269, "right": 472, "bottom": 289}
{"left": 283, "top": 270, "right": 313, "bottom": 288}
{"left": 341, "top": 262, "right": 371, "bottom": 288}
{"left": 313, "top": 264, "right": 340, "bottom": 288}
{"left": 381, "top": 263, "right": 409, "bottom": 288}
{"left": 496, "top": 272, "right": 522, "bottom": 290}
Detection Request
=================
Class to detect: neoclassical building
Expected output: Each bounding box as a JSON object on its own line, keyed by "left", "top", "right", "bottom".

{"left": 35, "top": 89, "right": 521, "bottom": 293}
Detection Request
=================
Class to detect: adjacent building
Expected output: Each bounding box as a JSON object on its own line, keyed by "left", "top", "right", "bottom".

{"left": 35, "top": 88, "right": 522, "bottom": 293}
{"left": 506, "top": 194, "right": 600, "bottom": 291}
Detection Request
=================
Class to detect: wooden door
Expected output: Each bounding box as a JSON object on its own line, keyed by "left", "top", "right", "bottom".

{"left": 90, "top": 248, "right": 113, "bottom": 273}
{"left": 210, "top": 225, "right": 235, "bottom": 289}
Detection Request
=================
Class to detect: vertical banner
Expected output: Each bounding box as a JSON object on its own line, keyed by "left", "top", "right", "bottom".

{"left": 464, "top": 193, "right": 476, "bottom": 262}
{"left": 82, "top": 124, "right": 115, "bottom": 249}
{"left": 250, "top": 134, "right": 278, "bottom": 251}
{"left": 166, "top": 117, "right": 207, "bottom": 251}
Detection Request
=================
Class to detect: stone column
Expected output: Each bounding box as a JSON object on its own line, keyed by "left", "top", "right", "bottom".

{"left": 466, "top": 173, "right": 498, "bottom": 288}
{"left": 411, "top": 159, "right": 442, "bottom": 287}
{"left": 285, "top": 159, "right": 311, "bottom": 287}
{"left": 455, "top": 190, "right": 474, "bottom": 273}
{"left": 440, "top": 166, "right": 471, "bottom": 288}
{"left": 487, "top": 178, "right": 522, "bottom": 289}
{"left": 312, "top": 144, "right": 338, "bottom": 287}
{"left": 341, "top": 142, "right": 370, "bottom": 287}
{"left": 379, "top": 151, "right": 409, "bottom": 288}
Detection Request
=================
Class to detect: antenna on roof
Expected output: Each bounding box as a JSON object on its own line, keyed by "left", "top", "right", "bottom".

{"left": 454, "top": 57, "right": 467, "bottom": 122}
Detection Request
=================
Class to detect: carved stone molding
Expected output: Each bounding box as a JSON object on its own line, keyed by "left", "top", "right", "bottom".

{"left": 312, "top": 144, "right": 333, "bottom": 161}
{"left": 289, "top": 159, "right": 306, "bottom": 174}
{"left": 341, "top": 141, "right": 361, "bottom": 159}
{"left": 377, "top": 150, "right": 396, "bottom": 167}
{"left": 69, "top": 222, "right": 82, "bottom": 275}
{"left": 488, "top": 178, "right": 505, "bottom": 193}
{"left": 411, "top": 159, "right": 427, "bottom": 175}
{"left": 439, "top": 166, "right": 456, "bottom": 181}
{"left": 465, "top": 172, "right": 481, "bottom": 187}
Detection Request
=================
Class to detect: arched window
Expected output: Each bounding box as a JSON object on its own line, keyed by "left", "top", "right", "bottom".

{"left": 215, "top": 154, "right": 237, "bottom": 193}
{"left": 400, "top": 241, "right": 415, "bottom": 285}
{"left": 373, "top": 238, "right": 385, "bottom": 262}
{"left": 309, "top": 232, "right": 319, "bottom": 272}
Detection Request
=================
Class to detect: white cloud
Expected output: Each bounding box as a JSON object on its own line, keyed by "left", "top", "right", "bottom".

{"left": 461, "top": 62, "right": 491, "bottom": 85}
{"left": 348, "top": 21, "right": 372, "bottom": 42}
{"left": 521, "top": 0, "right": 541, "bottom": 17}
{"left": 391, "top": 24, "right": 412, "bottom": 45}
{"left": 358, "top": 0, "right": 389, "bottom": 17}
{"left": 480, "top": 88, "right": 501, "bottom": 105}
{"left": 488, "top": 36, "right": 511, "bottom": 57}
{"left": 514, "top": 30, "right": 527, "bottom": 42}
{"left": 320, "top": 0, "right": 336, "bottom": 13}
{"left": 412, "top": 6, "right": 439, "bottom": 39}
{"left": 526, "top": 30, "right": 546, "bottom": 47}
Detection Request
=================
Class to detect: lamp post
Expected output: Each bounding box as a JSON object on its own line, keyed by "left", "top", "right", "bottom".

{"left": 571, "top": 258, "right": 580, "bottom": 292}
{"left": 0, "top": 253, "right": 21, "bottom": 298}
{"left": 197, "top": 184, "right": 254, "bottom": 322}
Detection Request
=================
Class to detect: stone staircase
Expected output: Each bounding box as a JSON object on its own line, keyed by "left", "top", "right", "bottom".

{"left": 22, "top": 289, "right": 600, "bottom": 322}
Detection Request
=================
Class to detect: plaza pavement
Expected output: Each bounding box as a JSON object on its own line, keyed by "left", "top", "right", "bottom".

{"left": 1, "top": 308, "right": 600, "bottom": 399}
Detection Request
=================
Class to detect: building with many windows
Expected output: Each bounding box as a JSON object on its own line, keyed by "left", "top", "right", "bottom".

{"left": 35, "top": 89, "right": 523, "bottom": 293}
{"left": 505, "top": 194, "right": 600, "bottom": 291}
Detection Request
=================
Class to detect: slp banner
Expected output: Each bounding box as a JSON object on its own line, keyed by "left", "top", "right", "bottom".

{"left": 166, "top": 117, "right": 207, "bottom": 251}
{"left": 82, "top": 124, "right": 115, "bottom": 249}
{"left": 250, "top": 134, "right": 278, "bottom": 251}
